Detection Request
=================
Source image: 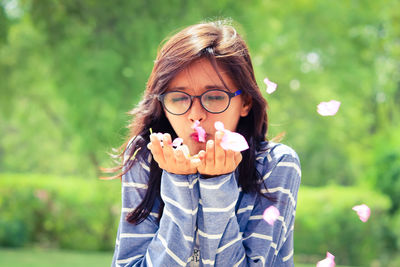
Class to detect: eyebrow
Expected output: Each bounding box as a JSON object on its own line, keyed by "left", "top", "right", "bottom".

{"left": 168, "top": 85, "right": 226, "bottom": 91}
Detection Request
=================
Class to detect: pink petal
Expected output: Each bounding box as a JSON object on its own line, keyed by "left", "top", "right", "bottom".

{"left": 352, "top": 204, "right": 371, "bottom": 222}
{"left": 220, "top": 131, "right": 249, "bottom": 152}
{"left": 191, "top": 120, "right": 200, "bottom": 129}
{"left": 213, "top": 121, "right": 249, "bottom": 152}
{"left": 317, "top": 252, "right": 336, "bottom": 267}
{"left": 263, "top": 206, "right": 280, "bottom": 225}
{"left": 214, "top": 121, "right": 225, "bottom": 131}
{"left": 172, "top": 137, "right": 183, "bottom": 147}
{"left": 192, "top": 120, "right": 206, "bottom": 142}
{"left": 263, "top": 77, "right": 277, "bottom": 94}
{"left": 317, "top": 100, "right": 341, "bottom": 116}
{"left": 195, "top": 127, "right": 206, "bottom": 142}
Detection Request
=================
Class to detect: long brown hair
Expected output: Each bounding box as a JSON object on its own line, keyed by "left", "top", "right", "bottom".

{"left": 102, "top": 20, "right": 269, "bottom": 224}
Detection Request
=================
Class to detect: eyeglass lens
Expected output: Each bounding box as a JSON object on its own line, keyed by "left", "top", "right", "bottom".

{"left": 163, "top": 90, "right": 230, "bottom": 115}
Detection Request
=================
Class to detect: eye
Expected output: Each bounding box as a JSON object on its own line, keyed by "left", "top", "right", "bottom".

{"left": 171, "top": 96, "right": 189, "bottom": 102}
{"left": 204, "top": 91, "right": 227, "bottom": 101}
{"left": 205, "top": 95, "right": 225, "bottom": 101}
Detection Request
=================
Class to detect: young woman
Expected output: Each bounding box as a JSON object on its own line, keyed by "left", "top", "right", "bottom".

{"left": 109, "top": 20, "right": 301, "bottom": 267}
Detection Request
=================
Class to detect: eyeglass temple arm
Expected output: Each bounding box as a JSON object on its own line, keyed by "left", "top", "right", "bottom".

{"left": 234, "top": 90, "right": 242, "bottom": 96}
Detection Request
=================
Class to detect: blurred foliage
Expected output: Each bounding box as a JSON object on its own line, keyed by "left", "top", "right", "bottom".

{"left": 367, "top": 127, "right": 400, "bottom": 214}
{"left": 0, "top": 173, "right": 121, "bottom": 250}
{"left": 1, "top": 0, "right": 400, "bottom": 264}
{"left": 0, "top": 0, "right": 399, "bottom": 186}
{"left": 0, "top": 174, "right": 396, "bottom": 265}
{"left": 295, "top": 185, "right": 392, "bottom": 266}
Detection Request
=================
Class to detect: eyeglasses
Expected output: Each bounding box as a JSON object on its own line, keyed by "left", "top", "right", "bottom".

{"left": 158, "top": 89, "right": 242, "bottom": 115}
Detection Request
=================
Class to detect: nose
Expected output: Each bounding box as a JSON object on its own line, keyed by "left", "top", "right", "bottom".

{"left": 187, "top": 97, "right": 206, "bottom": 123}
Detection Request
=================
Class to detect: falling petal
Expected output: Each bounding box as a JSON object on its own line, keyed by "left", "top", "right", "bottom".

{"left": 352, "top": 204, "right": 371, "bottom": 222}
{"left": 264, "top": 77, "right": 277, "bottom": 94}
{"left": 317, "top": 100, "right": 341, "bottom": 116}
{"left": 214, "top": 121, "right": 249, "bottom": 152}
{"left": 172, "top": 137, "right": 183, "bottom": 147}
{"left": 316, "top": 252, "right": 336, "bottom": 267}
{"left": 192, "top": 120, "right": 206, "bottom": 142}
{"left": 263, "top": 206, "right": 280, "bottom": 225}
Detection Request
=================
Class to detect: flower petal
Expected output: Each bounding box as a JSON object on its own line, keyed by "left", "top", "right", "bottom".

{"left": 263, "top": 206, "right": 280, "bottom": 225}
{"left": 317, "top": 100, "right": 341, "bottom": 116}
{"left": 213, "top": 121, "right": 249, "bottom": 152}
{"left": 192, "top": 120, "right": 206, "bottom": 142}
{"left": 172, "top": 137, "right": 183, "bottom": 147}
{"left": 192, "top": 120, "right": 200, "bottom": 129}
{"left": 220, "top": 131, "right": 249, "bottom": 152}
{"left": 214, "top": 121, "right": 225, "bottom": 131}
{"left": 316, "top": 252, "right": 336, "bottom": 267}
{"left": 195, "top": 127, "right": 206, "bottom": 142}
{"left": 352, "top": 204, "right": 371, "bottom": 222}
{"left": 264, "top": 77, "right": 277, "bottom": 94}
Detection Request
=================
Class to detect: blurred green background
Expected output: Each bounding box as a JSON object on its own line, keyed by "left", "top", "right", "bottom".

{"left": 1, "top": 0, "right": 399, "bottom": 266}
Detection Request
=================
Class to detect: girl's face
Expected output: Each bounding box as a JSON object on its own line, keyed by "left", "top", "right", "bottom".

{"left": 164, "top": 58, "right": 251, "bottom": 155}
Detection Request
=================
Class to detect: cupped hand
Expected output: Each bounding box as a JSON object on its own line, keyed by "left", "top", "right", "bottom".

{"left": 147, "top": 133, "right": 199, "bottom": 175}
{"left": 196, "top": 131, "right": 242, "bottom": 177}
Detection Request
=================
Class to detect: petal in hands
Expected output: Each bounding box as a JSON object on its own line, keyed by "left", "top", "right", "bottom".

{"left": 172, "top": 137, "right": 183, "bottom": 147}
{"left": 214, "top": 121, "right": 249, "bottom": 152}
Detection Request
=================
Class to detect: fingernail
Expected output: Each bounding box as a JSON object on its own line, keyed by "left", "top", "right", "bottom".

{"left": 207, "top": 140, "right": 214, "bottom": 146}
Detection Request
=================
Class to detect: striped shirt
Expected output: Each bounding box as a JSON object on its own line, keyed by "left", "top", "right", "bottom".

{"left": 111, "top": 141, "right": 301, "bottom": 266}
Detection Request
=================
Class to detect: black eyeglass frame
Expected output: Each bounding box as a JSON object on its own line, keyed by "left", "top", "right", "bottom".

{"left": 158, "top": 89, "right": 242, "bottom": 115}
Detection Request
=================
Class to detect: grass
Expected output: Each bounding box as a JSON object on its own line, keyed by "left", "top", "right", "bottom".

{"left": 0, "top": 247, "right": 113, "bottom": 267}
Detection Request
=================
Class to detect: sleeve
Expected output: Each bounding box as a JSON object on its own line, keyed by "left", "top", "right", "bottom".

{"left": 111, "top": 157, "right": 200, "bottom": 267}
{"left": 196, "top": 145, "right": 301, "bottom": 267}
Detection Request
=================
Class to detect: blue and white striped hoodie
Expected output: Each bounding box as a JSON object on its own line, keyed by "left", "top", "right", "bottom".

{"left": 111, "top": 141, "right": 301, "bottom": 266}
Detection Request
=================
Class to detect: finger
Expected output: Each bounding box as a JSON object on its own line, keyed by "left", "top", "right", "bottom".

{"left": 205, "top": 140, "right": 215, "bottom": 168}
{"left": 196, "top": 150, "right": 206, "bottom": 172}
{"left": 225, "top": 149, "right": 235, "bottom": 171}
{"left": 214, "top": 131, "right": 225, "bottom": 167}
{"left": 150, "top": 134, "right": 165, "bottom": 166}
{"left": 174, "top": 148, "right": 186, "bottom": 166}
{"left": 162, "top": 133, "right": 174, "bottom": 163}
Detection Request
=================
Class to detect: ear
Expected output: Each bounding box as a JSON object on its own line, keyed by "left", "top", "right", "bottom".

{"left": 240, "top": 97, "right": 252, "bottom": 117}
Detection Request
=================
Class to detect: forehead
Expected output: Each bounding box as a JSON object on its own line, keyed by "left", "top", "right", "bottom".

{"left": 167, "top": 58, "right": 236, "bottom": 92}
